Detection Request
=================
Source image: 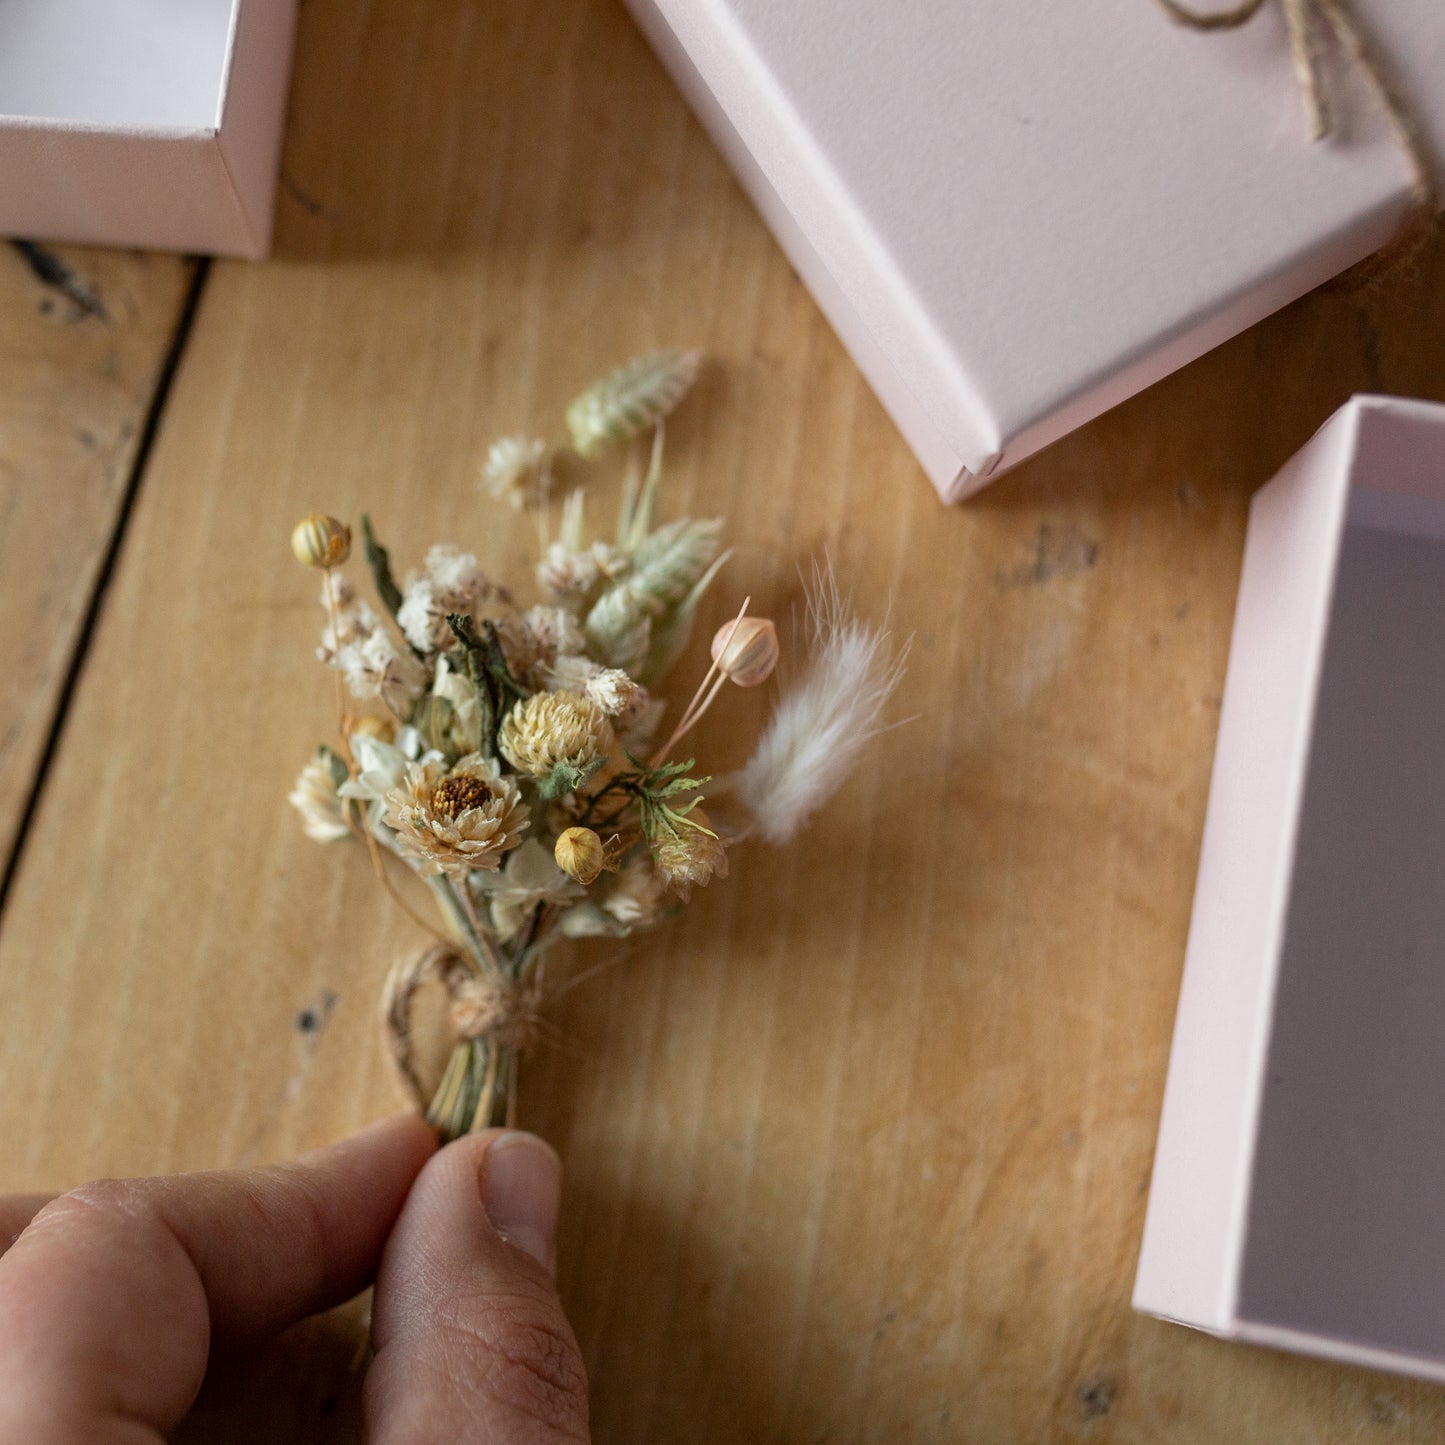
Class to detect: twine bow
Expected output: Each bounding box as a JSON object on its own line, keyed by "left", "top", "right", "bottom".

{"left": 382, "top": 942, "right": 542, "bottom": 1108}
{"left": 1153, "top": 0, "right": 1435, "bottom": 210}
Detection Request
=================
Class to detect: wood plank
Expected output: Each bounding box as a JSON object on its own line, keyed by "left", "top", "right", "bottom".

{"left": 0, "top": 244, "right": 195, "bottom": 872}
{"left": 3, "top": 2, "right": 1445, "bottom": 1440}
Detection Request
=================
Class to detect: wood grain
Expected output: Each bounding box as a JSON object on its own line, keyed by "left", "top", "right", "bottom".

{"left": 0, "top": 244, "right": 194, "bottom": 871}
{"left": 3, "top": 2, "right": 1445, "bottom": 1441}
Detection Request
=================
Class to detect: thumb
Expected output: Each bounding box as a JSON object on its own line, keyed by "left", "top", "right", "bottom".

{"left": 365, "top": 1129, "right": 589, "bottom": 1444}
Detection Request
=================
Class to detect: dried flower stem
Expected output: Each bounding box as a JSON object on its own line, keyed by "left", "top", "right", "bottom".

{"left": 321, "top": 569, "right": 353, "bottom": 766}
{"left": 426, "top": 874, "right": 502, "bottom": 979}
{"left": 650, "top": 596, "right": 750, "bottom": 766}
{"left": 456, "top": 884, "right": 496, "bottom": 975}
{"left": 346, "top": 804, "right": 454, "bottom": 947}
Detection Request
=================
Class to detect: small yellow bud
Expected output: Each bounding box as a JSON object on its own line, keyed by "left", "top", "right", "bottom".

{"left": 555, "top": 826, "right": 605, "bottom": 885}
{"left": 347, "top": 714, "right": 395, "bottom": 744}
{"left": 291, "top": 514, "right": 351, "bottom": 569}
{"left": 710, "top": 616, "right": 778, "bottom": 688}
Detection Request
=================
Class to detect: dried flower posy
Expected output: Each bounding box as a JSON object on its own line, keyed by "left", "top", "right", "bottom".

{"left": 289, "top": 350, "right": 906, "bottom": 1139}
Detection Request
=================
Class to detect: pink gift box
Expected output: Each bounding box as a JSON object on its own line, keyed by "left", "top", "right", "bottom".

{"left": 0, "top": 0, "right": 298, "bottom": 259}
{"left": 1135, "top": 395, "right": 1445, "bottom": 1380}
{"left": 626, "top": 0, "right": 1445, "bottom": 500}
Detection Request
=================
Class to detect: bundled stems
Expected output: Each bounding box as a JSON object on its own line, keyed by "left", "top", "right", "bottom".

{"left": 428, "top": 1036, "right": 517, "bottom": 1137}
{"left": 421, "top": 875, "right": 534, "bottom": 1138}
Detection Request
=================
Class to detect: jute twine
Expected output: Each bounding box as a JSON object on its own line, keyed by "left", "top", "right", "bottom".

{"left": 382, "top": 942, "right": 543, "bottom": 1108}
{"left": 1153, "top": 0, "right": 1437, "bottom": 280}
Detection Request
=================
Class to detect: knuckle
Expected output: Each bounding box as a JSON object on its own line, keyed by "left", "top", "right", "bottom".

{"left": 433, "top": 1283, "right": 589, "bottom": 1436}
{"left": 39, "top": 1178, "right": 154, "bottom": 1237}
{"left": 54, "top": 1177, "right": 141, "bottom": 1215}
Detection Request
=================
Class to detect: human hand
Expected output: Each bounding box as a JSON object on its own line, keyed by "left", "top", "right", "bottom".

{"left": 0, "top": 1117, "right": 590, "bottom": 1443}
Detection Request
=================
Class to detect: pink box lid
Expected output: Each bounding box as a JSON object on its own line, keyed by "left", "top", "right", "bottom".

{"left": 626, "top": 0, "right": 1445, "bottom": 499}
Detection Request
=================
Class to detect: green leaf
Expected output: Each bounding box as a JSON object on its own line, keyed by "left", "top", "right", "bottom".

{"left": 538, "top": 755, "right": 606, "bottom": 800}
{"left": 620, "top": 424, "right": 667, "bottom": 548}
{"left": 445, "top": 614, "right": 525, "bottom": 757}
{"left": 360, "top": 514, "right": 405, "bottom": 621}
{"left": 480, "top": 620, "right": 530, "bottom": 703}
{"left": 317, "top": 743, "right": 349, "bottom": 789}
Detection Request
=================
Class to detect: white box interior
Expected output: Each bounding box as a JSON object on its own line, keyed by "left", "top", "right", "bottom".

{"left": 0, "top": 0, "right": 236, "bottom": 129}
{"left": 1239, "top": 495, "right": 1445, "bottom": 1361}
{"left": 1136, "top": 397, "right": 1445, "bottom": 1382}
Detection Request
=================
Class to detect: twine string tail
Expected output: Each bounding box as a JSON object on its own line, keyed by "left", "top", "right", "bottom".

{"left": 381, "top": 942, "right": 544, "bottom": 1109}
{"left": 1152, "top": 0, "right": 1435, "bottom": 209}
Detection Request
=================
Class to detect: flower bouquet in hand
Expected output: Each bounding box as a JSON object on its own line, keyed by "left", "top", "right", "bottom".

{"left": 289, "top": 352, "right": 906, "bottom": 1139}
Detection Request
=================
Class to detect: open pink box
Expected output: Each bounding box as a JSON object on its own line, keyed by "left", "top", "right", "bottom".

{"left": 1135, "top": 394, "right": 1445, "bottom": 1380}
{"left": 0, "top": 0, "right": 298, "bottom": 259}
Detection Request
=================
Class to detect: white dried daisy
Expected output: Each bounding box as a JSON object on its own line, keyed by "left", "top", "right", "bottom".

{"left": 497, "top": 690, "right": 613, "bottom": 782}
{"left": 289, "top": 755, "right": 351, "bottom": 843}
{"left": 382, "top": 753, "right": 529, "bottom": 878}
{"left": 396, "top": 545, "right": 493, "bottom": 654}
{"left": 481, "top": 436, "right": 549, "bottom": 509}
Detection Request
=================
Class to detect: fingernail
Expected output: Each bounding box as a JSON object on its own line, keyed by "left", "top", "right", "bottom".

{"left": 479, "top": 1132, "right": 562, "bottom": 1275}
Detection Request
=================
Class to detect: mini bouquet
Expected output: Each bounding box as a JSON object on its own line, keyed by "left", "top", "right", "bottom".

{"left": 289, "top": 351, "right": 906, "bottom": 1139}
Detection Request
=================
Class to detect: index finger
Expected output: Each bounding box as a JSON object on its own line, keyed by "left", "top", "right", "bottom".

{"left": 0, "top": 1194, "right": 53, "bottom": 1256}
{"left": 0, "top": 1114, "right": 435, "bottom": 1445}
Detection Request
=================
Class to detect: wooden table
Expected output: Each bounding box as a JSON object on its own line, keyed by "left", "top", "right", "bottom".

{"left": 3, "top": 3, "right": 1445, "bottom": 1440}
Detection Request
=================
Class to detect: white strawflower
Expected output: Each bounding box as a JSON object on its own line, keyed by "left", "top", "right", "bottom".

{"left": 585, "top": 668, "right": 646, "bottom": 722}
{"left": 482, "top": 436, "right": 548, "bottom": 509}
{"left": 289, "top": 756, "right": 351, "bottom": 842}
{"left": 382, "top": 753, "right": 529, "bottom": 878}
{"left": 428, "top": 658, "right": 485, "bottom": 756}
{"left": 732, "top": 563, "right": 907, "bottom": 844}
